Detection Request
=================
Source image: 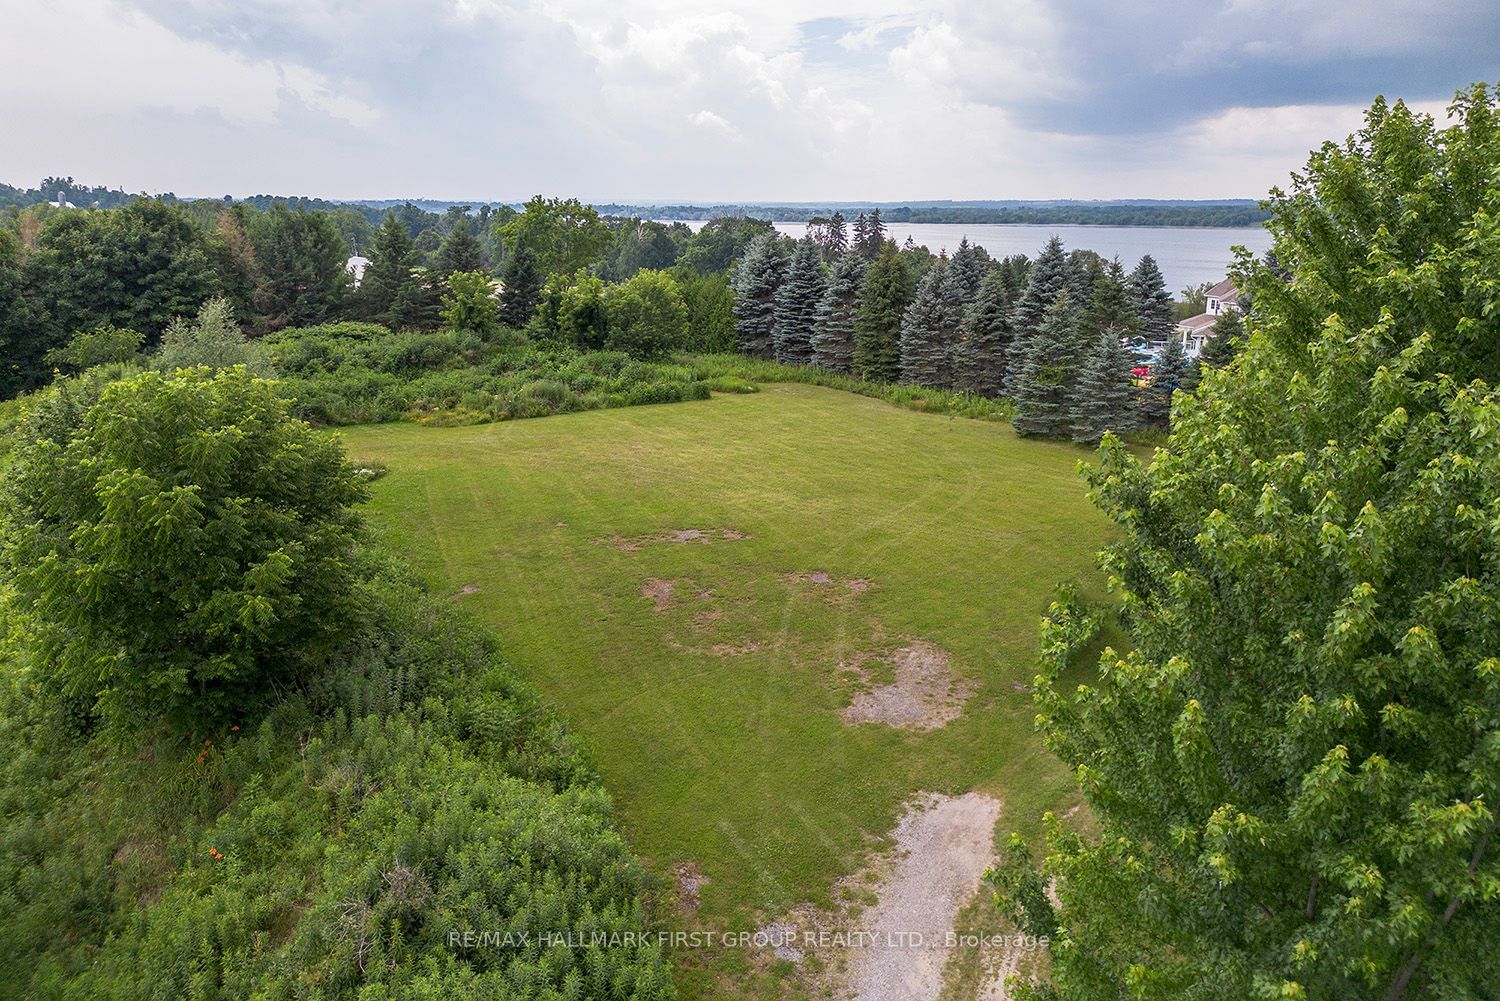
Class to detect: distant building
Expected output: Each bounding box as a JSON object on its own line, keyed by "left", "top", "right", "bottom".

{"left": 50, "top": 191, "right": 77, "bottom": 209}
{"left": 346, "top": 255, "right": 371, "bottom": 287}
{"left": 1173, "top": 278, "right": 1242, "bottom": 358}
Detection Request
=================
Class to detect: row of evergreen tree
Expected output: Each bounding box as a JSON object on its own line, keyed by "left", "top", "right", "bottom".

{"left": 730, "top": 226, "right": 1208, "bottom": 441}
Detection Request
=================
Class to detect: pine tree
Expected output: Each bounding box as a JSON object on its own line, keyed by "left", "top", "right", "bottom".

{"left": 1068, "top": 250, "right": 1101, "bottom": 306}
{"left": 956, "top": 268, "right": 1012, "bottom": 397}
{"left": 730, "top": 232, "right": 786, "bottom": 358}
{"left": 1142, "top": 333, "right": 1189, "bottom": 426}
{"left": 1085, "top": 259, "right": 1139, "bottom": 341}
{"left": 773, "top": 238, "right": 826, "bottom": 365}
{"left": 853, "top": 244, "right": 909, "bottom": 383}
{"left": 865, "top": 208, "right": 886, "bottom": 259}
{"left": 811, "top": 253, "right": 863, "bottom": 373}
{"left": 826, "top": 211, "right": 848, "bottom": 258}
{"left": 435, "top": 222, "right": 485, "bottom": 277}
{"left": 949, "top": 236, "right": 988, "bottom": 303}
{"left": 1128, "top": 254, "right": 1175, "bottom": 339}
{"left": 1011, "top": 291, "right": 1082, "bottom": 437}
{"left": 498, "top": 242, "right": 544, "bottom": 328}
{"left": 1199, "top": 307, "right": 1245, "bottom": 366}
{"left": 389, "top": 269, "right": 442, "bottom": 331}
{"left": 852, "top": 212, "right": 869, "bottom": 256}
{"left": 900, "top": 257, "right": 952, "bottom": 387}
{"left": 1071, "top": 327, "right": 1137, "bottom": 443}
{"left": 1008, "top": 236, "right": 1071, "bottom": 391}
{"left": 360, "top": 214, "right": 418, "bottom": 324}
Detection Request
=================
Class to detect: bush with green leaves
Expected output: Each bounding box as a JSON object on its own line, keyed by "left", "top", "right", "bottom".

{"left": 440, "top": 269, "right": 501, "bottom": 337}
{"left": 994, "top": 85, "right": 1500, "bottom": 1001}
{"left": 1, "top": 366, "right": 366, "bottom": 733}
{"left": 605, "top": 269, "right": 688, "bottom": 358}
{"left": 0, "top": 548, "right": 674, "bottom": 999}
{"left": 154, "top": 297, "right": 273, "bottom": 375}
{"left": 46, "top": 324, "right": 145, "bottom": 373}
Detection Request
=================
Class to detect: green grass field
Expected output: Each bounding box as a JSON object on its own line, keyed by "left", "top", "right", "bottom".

{"left": 340, "top": 384, "right": 1114, "bottom": 997}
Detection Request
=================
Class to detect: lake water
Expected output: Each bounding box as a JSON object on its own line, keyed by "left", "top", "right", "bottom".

{"left": 666, "top": 220, "right": 1273, "bottom": 295}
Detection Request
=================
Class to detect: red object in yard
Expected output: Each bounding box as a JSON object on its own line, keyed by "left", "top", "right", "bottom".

{"left": 1132, "top": 366, "right": 1150, "bottom": 378}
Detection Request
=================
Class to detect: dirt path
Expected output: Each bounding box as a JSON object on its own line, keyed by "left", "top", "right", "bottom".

{"left": 846, "top": 792, "right": 1004, "bottom": 1001}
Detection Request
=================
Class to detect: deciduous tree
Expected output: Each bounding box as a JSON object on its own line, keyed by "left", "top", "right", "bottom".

{"left": 1, "top": 366, "right": 366, "bottom": 733}
{"left": 994, "top": 84, "right": 1500, "bottom": 1001}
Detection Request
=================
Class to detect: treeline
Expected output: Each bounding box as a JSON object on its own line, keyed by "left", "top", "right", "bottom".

{"left": 0, "top": 192, "right": 778, "bottom": 398}
{"left": 729, "top": 212, "right": 1229, "bottom": 442}
{"left": 598, "top": 202, "right": 1270, "bottom": 228}
{"left": 0, "top": 176, "right": 142, "bottom": 211}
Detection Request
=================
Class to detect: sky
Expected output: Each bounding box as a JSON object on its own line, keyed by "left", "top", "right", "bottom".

{"left": 2, "top": 0, "right": 1496, "bottom": 203}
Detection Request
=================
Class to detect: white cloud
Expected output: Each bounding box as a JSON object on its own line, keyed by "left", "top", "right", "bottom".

{"left": 0, "top": 0, "right": 1491, "bottom": 201}
{"left": 689, "top": 110, "right": 744, "bottom": 141}
{"left": 0, "top": 0, "right": 375, "bottom": 128}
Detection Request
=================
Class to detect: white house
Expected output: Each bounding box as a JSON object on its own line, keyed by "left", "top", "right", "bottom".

{"left": 1173, "top": 278, "right": 1242, "bottom": 358}
{"left": 345, "top": 255, "right": 371, "bottom": 287}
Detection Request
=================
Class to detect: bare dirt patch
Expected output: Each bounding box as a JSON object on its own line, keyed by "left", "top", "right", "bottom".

{"left": 603, "top": 527, "right": 750, "bottom": 551}
{"left": 842, "top": 641, "right": 975, "bottom": 730}
{"left": 752, "top": 792, "right": 1009, "bottom": 1000}
{"left": 675, "top": 862, "right": 707, "bottom": 913}
{"left": 454, "top": 584, "right": 480, "bottom": 597}
{"left": 640, "top": 578, "right": 678, "bottom": 612}
{"left": 785, "top": 571, "right": 877, "bottom": 603}
{"left": 710, "top": 640, "right": 763, "bottom": 657}
{"left": 847, "top": 792, "right": 1004, "bottom": 1001}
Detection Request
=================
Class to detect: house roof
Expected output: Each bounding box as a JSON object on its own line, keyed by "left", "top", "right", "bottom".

{"left": 1177, "top": 312, "right": 1220, "bottom": 333}
{"left": 1207, "top": 278, "right": 1238, "bottom": 300}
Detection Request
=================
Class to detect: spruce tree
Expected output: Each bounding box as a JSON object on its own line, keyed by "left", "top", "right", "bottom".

{"left": 1142, "top": 333, "right": 1189, "bottom": 426}
{"left": 360, "top": 214, "right": 418, "bottom": 324}
{"left": 956, "top": 268, "right": 1013, "bottom": 397}
{"left": 1199, "top": 307, "right": 1245, "bottom": 366}
{"left": 826, "top": 211, "right": 848, "bottom": 258}
{"left": 865, "top": 208, "right": 886, "bottom": 259}
{"left": 1129, "top": 254, "right": 1176, "bottom": 339}
{"left": 391, "top": 270, "right": 442, "bottom": 331}
{"left": 1008, "top": 236, "right": 1071, "bottom": 391}
{"left": 1071, "top": 327, "right": 1137, "bottom": 443}
{"left": 435, "top": 222, "right": 485, "bottom": 277}
{"left": 811, "top": 253, "right": 863, "bottom": 373}
{"left": 852, "top": 212, "right": 869, "bottom": 256}
{"left": 900, "top": 257, "right": 951, "bottom": 387}
{"left": 853, "top": 244, "right": 909, "bottom": 383}
{"left": 1085, "top": 259, "right": 1139, "bottom": 341}
{"left": 949, "top": 236, "right": 988, "bottom": 302}
{"left": 730, "top": 232, "right": 786, "bottom": 358}
{"left": 1011, "top": 291, "right": 1082, "bottom": 438}
{"left": 1068, "top": 250, "right": 1101, "bottom": 306}
{"left": 773, "top": 237, "right": 826, "bottom": 365}
{"left": 498, "top": 242, "right": 544, "bottom": 328}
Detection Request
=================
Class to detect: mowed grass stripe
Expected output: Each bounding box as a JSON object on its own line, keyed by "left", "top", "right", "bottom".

{"left": 341, "top": 384, "right": 1112, "bottom": 997}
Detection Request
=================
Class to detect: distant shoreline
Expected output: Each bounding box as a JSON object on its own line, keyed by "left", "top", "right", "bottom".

{"left": 602, "top": 201, "right": 1269, "bottom": 228}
